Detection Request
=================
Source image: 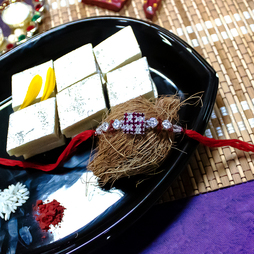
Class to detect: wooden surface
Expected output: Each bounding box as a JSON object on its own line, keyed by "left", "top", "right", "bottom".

{"left": 39, "top": 0, "right": 254, "bottom": 202}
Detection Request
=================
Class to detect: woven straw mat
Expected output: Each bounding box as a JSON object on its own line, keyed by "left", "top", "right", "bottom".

{"left": 39, "top": 0, "right": 254, "bottom": 202}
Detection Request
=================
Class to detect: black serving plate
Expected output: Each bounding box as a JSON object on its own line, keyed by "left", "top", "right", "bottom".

{"left": 0, "top": 16, "right": 218, "bottom": 254}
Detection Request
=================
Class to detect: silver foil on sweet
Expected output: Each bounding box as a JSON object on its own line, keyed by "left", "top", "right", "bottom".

{"left": 7, "top": 98, "right": 57, "bottom": 152}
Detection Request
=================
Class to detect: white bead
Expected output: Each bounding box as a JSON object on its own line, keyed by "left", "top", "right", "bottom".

{"left": 101, "top": 122, "right": 109, "bottom": 132}
{"left": 8, "top": 34, "right": 17, "bottom": 44}
{"left": 95, "top": 126, "right": 102, "bottom": 135}
{"left": 147, "top": 6, "right": 153, "bottom": 12}
{"left": 162, "top": 120, "right": 172, "bottom": 130}
{"left": 136, "top": 116, "right": 145, "bottom": 122}
{"left": 112, "top": 119, "right": 121, "bottom": 130}
{"left": 148, "top": 117, "right": 158, "bottom": 128}
{"left": 14, "top": 28, "right": 25, "bottom": 37}
{"left": 135, "top": 126, "right": 142, "bottom": 134}
{"left": 127, "top": 114, "right": 133, "bottom": 121}
{"left": 173, "top": 125, "right": 183, "bottom": 133}
{"left": 124, "top": 124, "right": 131, "bottom": 131}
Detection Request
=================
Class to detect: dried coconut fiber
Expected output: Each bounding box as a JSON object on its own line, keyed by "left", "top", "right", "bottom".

{"left": 88, "top": 95, "right": 181, "bottom": 185}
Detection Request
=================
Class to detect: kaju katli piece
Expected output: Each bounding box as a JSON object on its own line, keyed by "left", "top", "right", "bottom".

{"left": 56, "top": 74, "right": 107, "bottom": 138}
{"left": 93, "top": 26, "right": 142, "bottom": 80}
{"left": 6, "top": 66, "right": 64, "bottom": 159}
{"left": 54, "top": 43, "right": 98, "bottom": 93}
{"left": 106, "top": 57, "right": 156, "bottom": 108}
{"left": 19, "top": 66, "right": 55, "bottom": 110}
{"left": 6, "top": 97, "right": 65, "bottom": 159}
{"left": 11, "top": 60, "right": 55, "bottom": 111}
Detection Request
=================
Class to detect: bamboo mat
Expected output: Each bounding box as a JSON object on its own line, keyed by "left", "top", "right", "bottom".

{"left": 39, "top": 0, "right": 254, "bottom": 202}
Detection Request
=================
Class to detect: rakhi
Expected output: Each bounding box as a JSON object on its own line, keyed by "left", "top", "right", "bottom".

{"left": 95, "top": 113, "right": 254, "bottom": 152}
{"left": 95, "top": 112, "right": 183, "bottom": 135}
{"left": 0, "top": 96, "right": 254, "bottom": 185}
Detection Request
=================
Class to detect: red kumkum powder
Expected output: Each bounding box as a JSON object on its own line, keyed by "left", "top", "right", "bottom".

{"left": 35, "top": 199, "right": 66, "bottom": 232}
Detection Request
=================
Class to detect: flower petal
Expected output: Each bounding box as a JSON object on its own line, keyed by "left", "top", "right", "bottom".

{"left": 41, "top": 67, "right": 56, "bottom": 101}
{"left": 19, "top": 74, "right": 43, "bottom": 110}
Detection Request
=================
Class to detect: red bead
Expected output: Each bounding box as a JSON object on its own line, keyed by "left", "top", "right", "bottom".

{"left": 157, "top": 118, "right": 162, "bottom": 133}
{"left": 35, "top": 3, "right": 43, "bottom": 11}
{"left": 6, "top": 44, "right": 14, "bottom": 50}
{"left": 109, "top": 120, "right": 114, "bottom": 132}
{"left": 26, "top": 25, "right": 35, "bottom": 32}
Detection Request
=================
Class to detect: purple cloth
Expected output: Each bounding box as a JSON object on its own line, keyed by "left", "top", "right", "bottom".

{"left": 92, "top": 180, "right": 254, "bottom": 254}
{"left": 0, "top": 14, "right": 10, "bottom": 37}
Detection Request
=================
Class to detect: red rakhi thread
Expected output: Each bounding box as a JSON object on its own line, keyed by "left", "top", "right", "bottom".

{"left": 185, "top": 129, "right": 254, "bottom": 152}
{"left": 0, "top": 130, "right": 95, "bottom": 171}
{"left": 1, "top": 112, "right": 254, "bottom": 172}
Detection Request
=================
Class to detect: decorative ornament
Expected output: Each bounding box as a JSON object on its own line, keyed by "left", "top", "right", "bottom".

{"left": 0, "top": 182, "right": 29, "bottom": 221}
{"left": 95, "top": 112, "right": 181, "bottom": 135}
{"left": 0, "top": 0, "right": 45, "bottom": 55}
{"left": 82, "top": 0, "right": 128, "bottom": 12}
{"left": 81, "top": 0, "right": 160, "bottom": 19}
{"left": 143, "top": 0, "right": 161, "bottom": 19}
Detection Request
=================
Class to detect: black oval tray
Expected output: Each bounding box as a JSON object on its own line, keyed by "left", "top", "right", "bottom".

{"left": 0, "top": 16, "right": 218, "bottom": 254}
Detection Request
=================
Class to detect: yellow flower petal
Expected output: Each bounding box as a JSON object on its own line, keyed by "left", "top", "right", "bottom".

{"left": 19, "top": 74, "right": 43, "bottom": 110}
{"left": 41, "top": 67, "right": 56, "bottom": 101}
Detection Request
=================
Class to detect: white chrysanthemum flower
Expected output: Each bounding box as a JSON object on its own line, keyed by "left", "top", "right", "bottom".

{"left": 0, "top": 182, "right": 29, "bottom": 221}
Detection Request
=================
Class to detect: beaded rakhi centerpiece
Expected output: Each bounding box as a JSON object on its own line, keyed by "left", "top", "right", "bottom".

{"left": 88, "top": 95, "right": 182, "bottom": 185}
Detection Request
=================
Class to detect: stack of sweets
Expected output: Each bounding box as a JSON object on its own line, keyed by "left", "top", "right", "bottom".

{"left": 93, "top": 26, "right": 157, "bottom": 107}
{"left": 55, "top": 43, "right": 107, "bottom": 138}
{"left": 6, "top": 25, "right": 158, "bottom": 159}
{"left": 7, "top": 98, "right": 65, "bottom": 159}
{"left": 7, "top": 61, "right": 65, "bottom": 159}
{"left": 93, "top": 25, "right": 142, "bottom": 80}
{"left": 56, "top": 26, "right": 157, "bottom": 138}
